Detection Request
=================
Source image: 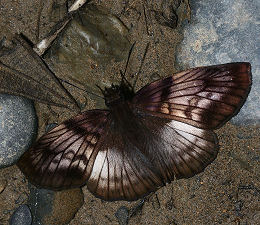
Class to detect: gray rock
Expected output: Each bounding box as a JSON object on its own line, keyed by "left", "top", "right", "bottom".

{"left": 48, "top": 4, "right": 131, "bottom": 66}
{"left": 28, "top": 186, "right": 54, "bottom": 225}
{"left": 28, "top": 185, "right": 84, "bottom": 225}
{"left": 0, "top": 94, "right": 37, "bottom": 168}
{"left": 115, "top": 206, "right": 129, "bottom": 225}
{"left": 9, "top": 204, "right": 32, "bottom": 225}
{"left": 176, "top": 0, "right": 260, "bottom": 126}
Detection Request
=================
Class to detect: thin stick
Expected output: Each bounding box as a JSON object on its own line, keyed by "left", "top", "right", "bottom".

{"left": 34, "top": 0, "right": 89, "bottom": 56}
{"left": 143, "top": 4, "right": 150, "bottom": 36}
{"left": 124, "top": 0, "right": 138, "bottom": 13}
{"left": 34, "top": 17, "right": 71, "bottom": 55}
{"left": 36, "top": 0, "right": 44, "bottom": 42}
{"left": 142, "top": 0, "right": 153, "bottom": 36}
{"left": 68, "top": 0, "right": 88, "bottom": 12}
{"left": 133, "top": 42, "right": 150, "bottom": 89}
{"left": 59, "top": 78, "right": 104, "bottom": 99}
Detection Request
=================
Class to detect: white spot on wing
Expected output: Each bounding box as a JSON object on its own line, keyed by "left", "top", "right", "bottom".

{"left": 89, "top": 151, "right": 107, "bottom": 183}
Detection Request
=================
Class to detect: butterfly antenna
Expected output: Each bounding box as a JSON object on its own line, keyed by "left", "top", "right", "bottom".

{"left": 59, "top": 78, "right": 104, "bottom": 99}
{"left": 123, "top": 41, "right": 136, "bottom": 77}
{"left": 119, "top": 42, "right": 136, "bottom": 90}
{"left": 120, "top": 70, "right": 134, "bottom": 91}
{"left": 66, "top": 0, "right": 69, "bottom": 13}
{"left": 133, "top": 42, "right": 150, "bottom": 89}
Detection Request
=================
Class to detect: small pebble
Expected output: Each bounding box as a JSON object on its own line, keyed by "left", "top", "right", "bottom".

{"left": 45, "top": 123, "right": 58, "bottom": 132}
{"left": 115, "top": 206, "right": 129, "bottom": 225}
{"left": 9, "top": 204, "right": 32, "bottom": 225}
{"left": 28, "top": 185, "right": 84, "bottom": 225}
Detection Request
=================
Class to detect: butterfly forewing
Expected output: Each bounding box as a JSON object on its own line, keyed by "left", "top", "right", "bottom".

{"left": 18, "top": 110, "right": 109, "bottom": 189}
{"left": 133, "top": 63, "right": 251, "bottom": 129}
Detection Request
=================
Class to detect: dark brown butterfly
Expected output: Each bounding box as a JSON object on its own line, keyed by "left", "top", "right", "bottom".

{"left": 18, "top": 62, "right": 252, "bottom": 201}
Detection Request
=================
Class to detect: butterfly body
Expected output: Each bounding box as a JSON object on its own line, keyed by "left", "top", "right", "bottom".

{"left": 102, "top": 82, "right": 135, "bottom": 107}
{"left": 18, "top": 62, "right": 252, "bottom": 201}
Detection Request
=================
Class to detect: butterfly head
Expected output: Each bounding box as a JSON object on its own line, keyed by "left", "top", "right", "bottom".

{"left": 101, "top": 82, "right": 135, "bottom": 108}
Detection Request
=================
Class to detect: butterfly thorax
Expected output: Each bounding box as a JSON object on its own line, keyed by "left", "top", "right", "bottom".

{"left": 103, "top": 82, "right": 135, "bottom": 108}
{"left": 102, "top": 82, "right": 145, "bottom": 136}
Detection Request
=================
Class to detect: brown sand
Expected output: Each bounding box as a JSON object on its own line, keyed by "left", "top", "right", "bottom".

{"left": 0, "top": 0, "right": 259, "bottom": 224}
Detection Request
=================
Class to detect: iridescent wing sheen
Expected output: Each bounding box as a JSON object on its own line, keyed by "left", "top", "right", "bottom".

{"left": 133, "top": 63, "right": 252, "bottom": 129}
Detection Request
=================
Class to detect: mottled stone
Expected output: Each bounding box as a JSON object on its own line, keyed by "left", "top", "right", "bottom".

{"left": 115, "top": 206, "right": 129, "bottom": 225}
{"left": 48, "top": 4, "right": 130, "bottom": 67}
{"left": 0, "top": 94, "right": 37, "bottom": 168}
{"left": 28, "top": 185, "right": 84, "bottom": 225}
{"left": 9, "top": 204, "right": 32, "bottom": 225}
{"left": 176, "top": 0, "right": 260, "bottom": 126}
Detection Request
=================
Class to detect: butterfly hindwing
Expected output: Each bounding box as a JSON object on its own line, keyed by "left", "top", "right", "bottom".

{"left": 86, "top": 126, "right": 164, "bottom": 201}
{"left": 136, "top": 114, "right": 218, "bottom": 180}
{"left": 133, "top": 62, "right": 252, "bottom": 129}
{"left": 86, "top": 110, "right": 219, "bottom": 200}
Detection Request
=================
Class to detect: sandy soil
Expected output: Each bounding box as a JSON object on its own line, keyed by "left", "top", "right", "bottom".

{"left": 0, "top": 0, "right": 259, "bottom": 224}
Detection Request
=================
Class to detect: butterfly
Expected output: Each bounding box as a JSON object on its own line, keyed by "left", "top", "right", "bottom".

{"left": 17, "top": 62, "right": 252, "bottom": 201}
